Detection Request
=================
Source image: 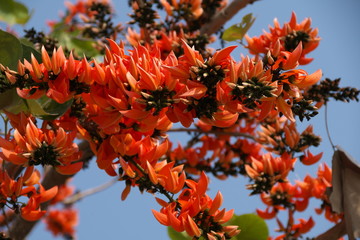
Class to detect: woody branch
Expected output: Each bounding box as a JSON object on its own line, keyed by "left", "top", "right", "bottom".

{"left": 200, "top": 0, "right": 260, "bottom": 35}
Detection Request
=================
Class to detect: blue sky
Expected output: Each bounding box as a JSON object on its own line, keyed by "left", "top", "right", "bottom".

{"left": 1, "top": 0, "right": 360, "bottom": 239}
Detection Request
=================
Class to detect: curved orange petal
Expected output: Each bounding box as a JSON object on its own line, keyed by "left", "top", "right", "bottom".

{"left": 296, "top": 69, "right": 322, "bottom": 88}
{"left": 276, "top": 97, "right": 295, "bottom": 122}
{"left": 152, "top": 209, "right": 169, "bottom": 226}
{"left": 39, "top": 185, "right": 58, "bottom": 203}
{"left": 282, "top": 42, "right": 302, "bottom": 70}
{"left": 197, "top": 172, "right": 208, "bottom": 196}
{"left": 184, "top": 215, "right": 201, "bottom": 237}
{"left": 56, "top": 161, "right": 83, "bottom": 175}
{"left": 256, "top": 207, "right": 276, "bottom": 219}
{"left": 21, "top": 209, "right": 46, "bottom": 221}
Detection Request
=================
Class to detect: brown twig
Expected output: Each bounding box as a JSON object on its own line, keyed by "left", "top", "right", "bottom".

{"left": 200, "top": 0, "right": 260, "bottom": 35}
{"left": 7, "top": 140, "right": 94, "bottom": 240}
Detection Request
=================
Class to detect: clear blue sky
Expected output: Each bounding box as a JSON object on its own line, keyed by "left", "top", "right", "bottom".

{"left": 1, "top": 0, "right": 360, "bottom": 239}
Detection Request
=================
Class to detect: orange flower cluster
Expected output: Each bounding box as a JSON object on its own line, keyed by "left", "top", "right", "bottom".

{"left": 257, "top": 117, "right": 322, "bottom": 163}
{"left": 0, "top": 163, "right": 58, "bottom": 221}
{"left": 254, "top": 163, "right": 342, "bottom": 239}
{"left": 62, "top": 0, "right": 110, "bottom": 23}
{"left": 167, "top": 119, "right": 262, "bottom": 179}
{"left": 245, "top": 153, "right": 296, "bottom": 194}
{"left": 257, "top": 182, "right": 309, "bottom": 219}
{"left": 297, "top": 164, "right": 343, "bottom": 223}
{"left": 238, "top": 13, "right": 322, "bottom": 122}
{"left": 0, "top": 112, "right": 82, "bottom": 175}
{"left": 256, "top": 181, "right": 316, "bottom": 239}
{"left": 152, "top": 172, "right": 239, "bottom": 239}
{"left": 269, "top": 216, "right": 315, "bottom": 240}
{"left": 45, "top": 208, "right": 78, "bottom": 237}
{"left": 4, "top": 11, "right": 322, "bottom": 138}
{"left": 245, "top": 11, "right": 320, "bottom": 65}
{"left": 160, "top": 0, "right": 203, "bottom": 19}
{"left": 0, "top": 7, "right": 342, "bottom": 239}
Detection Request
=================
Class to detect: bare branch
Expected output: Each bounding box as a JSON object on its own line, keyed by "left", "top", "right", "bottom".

{"left": 63, "top": 178, "right": 117, "bottom": 205}
{"left": 200, "top": 0, "right": 260, "bottom": 35}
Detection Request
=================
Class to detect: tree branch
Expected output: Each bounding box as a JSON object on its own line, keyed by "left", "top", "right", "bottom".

{"left": 200, "top": 0, "right": 260, "bottom": 35}
{"left": 63, "top": 178, "right": 117, "bottom": 205}
{"left": 315, "top": 220, "right": 346, "bottom": 240}
{"left": 7, "top": 140, "right": 94, "bottom": 240}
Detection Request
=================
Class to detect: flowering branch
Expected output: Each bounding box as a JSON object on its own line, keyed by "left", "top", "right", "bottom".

{"left": 200, "top": 0, "right": 260, "bottom": 35}
{"left": 127, "top": 158, "right": 176, "bottom": 203}
{"left": 7, "top": 141, "right": 93, "bottom": 240}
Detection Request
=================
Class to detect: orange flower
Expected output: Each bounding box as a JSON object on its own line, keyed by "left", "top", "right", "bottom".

{"left": 291, "top": 217, "right": 315, "bottom": 236}
{"left": 245, "top": 153, "right": 296, "bottom": 194}
{"left": 300, "top": 150, "right": 323, "bottom": 165}
{"left": 21, "top": 185, "right": 58, "bottom": 221}
{"left": 238, "top": 12, "right": 323, "bottom": 122}
{"left": 0, "top": 117, "right": 82, "bottom": 175}
{"left": 45, "top": 208, "right": 78, "bottom": 237}
{"left": 258, "top": 182, "right": 310, "bottom": 219}
{"left": 153, "top": 172, "right": 238, "bottom": 238}
{"left": 50, "top": 183, "right": 75, "bottom": 205}
{"left": 245, "top": 12, "right": 320, "bottom": 65}
{"left": 21, "top": 196, "right": 47, "bottom": 221}
{"left": 160, "top": 0, "right": 203, "bottom": 19}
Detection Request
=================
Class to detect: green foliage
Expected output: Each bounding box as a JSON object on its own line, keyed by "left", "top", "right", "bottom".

{"left": 0, "top": 30, "right": 23, "bottom": 70}
{"left": 29, "top": 96, "right": 73, "bottom": 120}
{"left": 222, "top": 13, "right": 255, "bottom": 42}
{"left": 0, "top": 0, "right": 31, "bottom": 25}
{"left": 0, "top": 89, "right": 22, "bottom": 111}
{"left": 168, "top": 227, "right": 192, "bottom": 240}
{"left": 168, "top": 227, "right": 207, "bottom": 240}
{"left": 0, "top": 30, "right": 23, "bottom": 111}
{"left": 51, "top": 22, "right": 100, "bottom": 57}
{"left": 20, "top": 39, "right": 43, "bottom": 63}
{"left": 0, "top": 30, "right": 72, "bottom": 119}
{"left": 167, "top": 213, "right": 268, "bottom": 240}
{"left": 1, "top": 95, "right": 72, "bottom": 120}
{"left": 227, "top": 214, "right": 269, "bottom": 240}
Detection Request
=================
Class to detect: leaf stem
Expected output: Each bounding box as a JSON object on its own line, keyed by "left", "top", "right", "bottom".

{"left": 324, "top": 104, "right": 336, "bottom": 151}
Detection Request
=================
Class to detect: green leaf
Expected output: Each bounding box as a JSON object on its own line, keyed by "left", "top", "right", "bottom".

{"left": 167, "top": 227, "right": 207, "bottom": 240}
{"left": 68, "top": 37, "right": 99, "bottom": 57}
{"left": 0, "top": 30, "right": 23, "bottom": 70}
{"left": 0, "top": 89, "right": 24, "bottom": 111}
{"left": 227, "top": 214, "right": 268, "bottom": 240}
{"left": 51, "top": 22, "right": 99, "bottom": 57}
{"left": 2, "top": 94, "right": 72, "bottom": 119}
{"left": 25, "top": 98, "right": 54, "bottom": 117}
{"left": 167, "top": 227, "right": 190, "bottom": 240}
{"left": 0, "top": 0, "right": 31, "bottom": 25}
{"left": 26, "top": 96, "right": 73, "bottom": 120}
{"left": 36, "top": 96, "right": 73, "bottom": 120}
{"left": 20, "top": 39, "right": 42, "bottom": 63}
{"left": 222, "top": 13, "right": 256, "bottom": 42}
